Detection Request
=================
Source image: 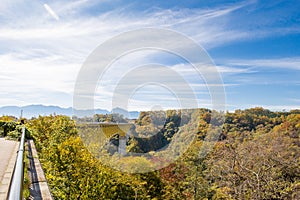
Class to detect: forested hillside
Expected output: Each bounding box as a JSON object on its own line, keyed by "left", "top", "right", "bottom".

{"left": 26, "top": 107, "right": 300, "bottom": 199}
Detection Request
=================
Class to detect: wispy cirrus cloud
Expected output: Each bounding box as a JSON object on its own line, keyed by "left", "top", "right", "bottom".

{"left": 0, "top": 1, "right": 251, "bottom": 109}
{"left": 44, "top": 4, "right": 60, "bottom": 21}
{"left": 226, "top": 57, "right": 300, "bottom": 71}
{"left": 0, "top": 0, "right": 298, "bottom": 110}
{"left": 288, "top": 98, "right": 300, "bottom": 103}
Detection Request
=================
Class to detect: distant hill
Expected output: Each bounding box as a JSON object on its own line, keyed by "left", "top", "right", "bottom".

{"left": 0, "top": 105, "right": 139, "bottom": 119}
{"left": 112, "top": 107, "right": 140, "bottom": 119}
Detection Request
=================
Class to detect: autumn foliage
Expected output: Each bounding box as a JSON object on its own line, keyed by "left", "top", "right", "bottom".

{"left": 26, "top": 107, "right": 300, "bottom": 199}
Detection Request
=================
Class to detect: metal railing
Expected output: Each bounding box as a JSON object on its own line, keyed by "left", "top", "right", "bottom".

{"left": 7, "top": 126, "right": 25, "bottom": 200}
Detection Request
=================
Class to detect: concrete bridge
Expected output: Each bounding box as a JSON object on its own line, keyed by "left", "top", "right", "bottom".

{"left": 76, "top": 123, "right": 134, "bottom": 155}
{"left": 77, "top": 122, "right": 133, "bottom": 137}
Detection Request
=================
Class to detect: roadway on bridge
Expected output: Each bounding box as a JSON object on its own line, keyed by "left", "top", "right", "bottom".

{"left": 0, "top": 137, "right": 18, "bottom": 198}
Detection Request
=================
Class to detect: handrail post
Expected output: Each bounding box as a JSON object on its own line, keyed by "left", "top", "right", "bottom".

{"left": 7, "top": 126, "right": 25, "bottom": 200}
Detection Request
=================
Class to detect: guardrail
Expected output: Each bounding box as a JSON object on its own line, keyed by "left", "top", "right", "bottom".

{"left": 7, "top": 126, "right": 25, "bottom": 200}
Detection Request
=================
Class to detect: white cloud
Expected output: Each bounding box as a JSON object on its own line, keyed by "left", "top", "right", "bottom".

{"left": 0, "top": 53, "right": 80, "bottom": 97}
{"left": 224, "top": 104, "right": 300, "bottom": 112}
{"left": 0, "top": 0, "right": 293, "bottom": 109}
{"left": 288, "top": 98, "right": 300, "bottom": 103}
{"left": 171, "top": 63, "right": 254, "bottom": 74}
{"left": 44, "top": 4, "right": 60, "bottom": 21}
{"left": 227, "top": 57, "right": 300, "bottom": 71}
{"left": 249, "top": 105, "right": 300, "bottom": 111}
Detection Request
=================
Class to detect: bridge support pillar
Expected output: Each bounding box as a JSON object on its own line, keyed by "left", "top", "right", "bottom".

{"left": 118, "top": 136, "right": 126, "bottom": 156}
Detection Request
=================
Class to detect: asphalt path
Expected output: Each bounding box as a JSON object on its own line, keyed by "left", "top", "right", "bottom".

{"left": 0, "top": 138, "right": 18, "bottom": 182}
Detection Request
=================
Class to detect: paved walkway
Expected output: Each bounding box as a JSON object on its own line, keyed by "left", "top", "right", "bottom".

{"left": 0, "top": 137, "right": 19, "bottom": 199}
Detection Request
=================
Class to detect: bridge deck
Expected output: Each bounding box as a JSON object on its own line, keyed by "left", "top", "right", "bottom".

{"left": 77, "top": 123, "right": 133, "bottom": 137}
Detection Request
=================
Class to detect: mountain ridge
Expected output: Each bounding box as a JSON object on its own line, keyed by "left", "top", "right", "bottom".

{"left": 0, "top": 105, "right": 139, "bottom": 119}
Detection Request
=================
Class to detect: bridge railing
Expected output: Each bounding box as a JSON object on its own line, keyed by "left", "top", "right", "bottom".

{"left": 7, "top": 126, "right": 25, "bottom": 200}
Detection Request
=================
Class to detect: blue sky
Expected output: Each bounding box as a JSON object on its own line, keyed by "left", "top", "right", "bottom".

{"left": 0, "top": 0, "right": 299, "bottom": 111}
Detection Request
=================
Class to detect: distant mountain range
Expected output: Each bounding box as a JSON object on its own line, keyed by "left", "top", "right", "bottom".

{"left": 0, "top": 105, "right": 140, "bottom": 119}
